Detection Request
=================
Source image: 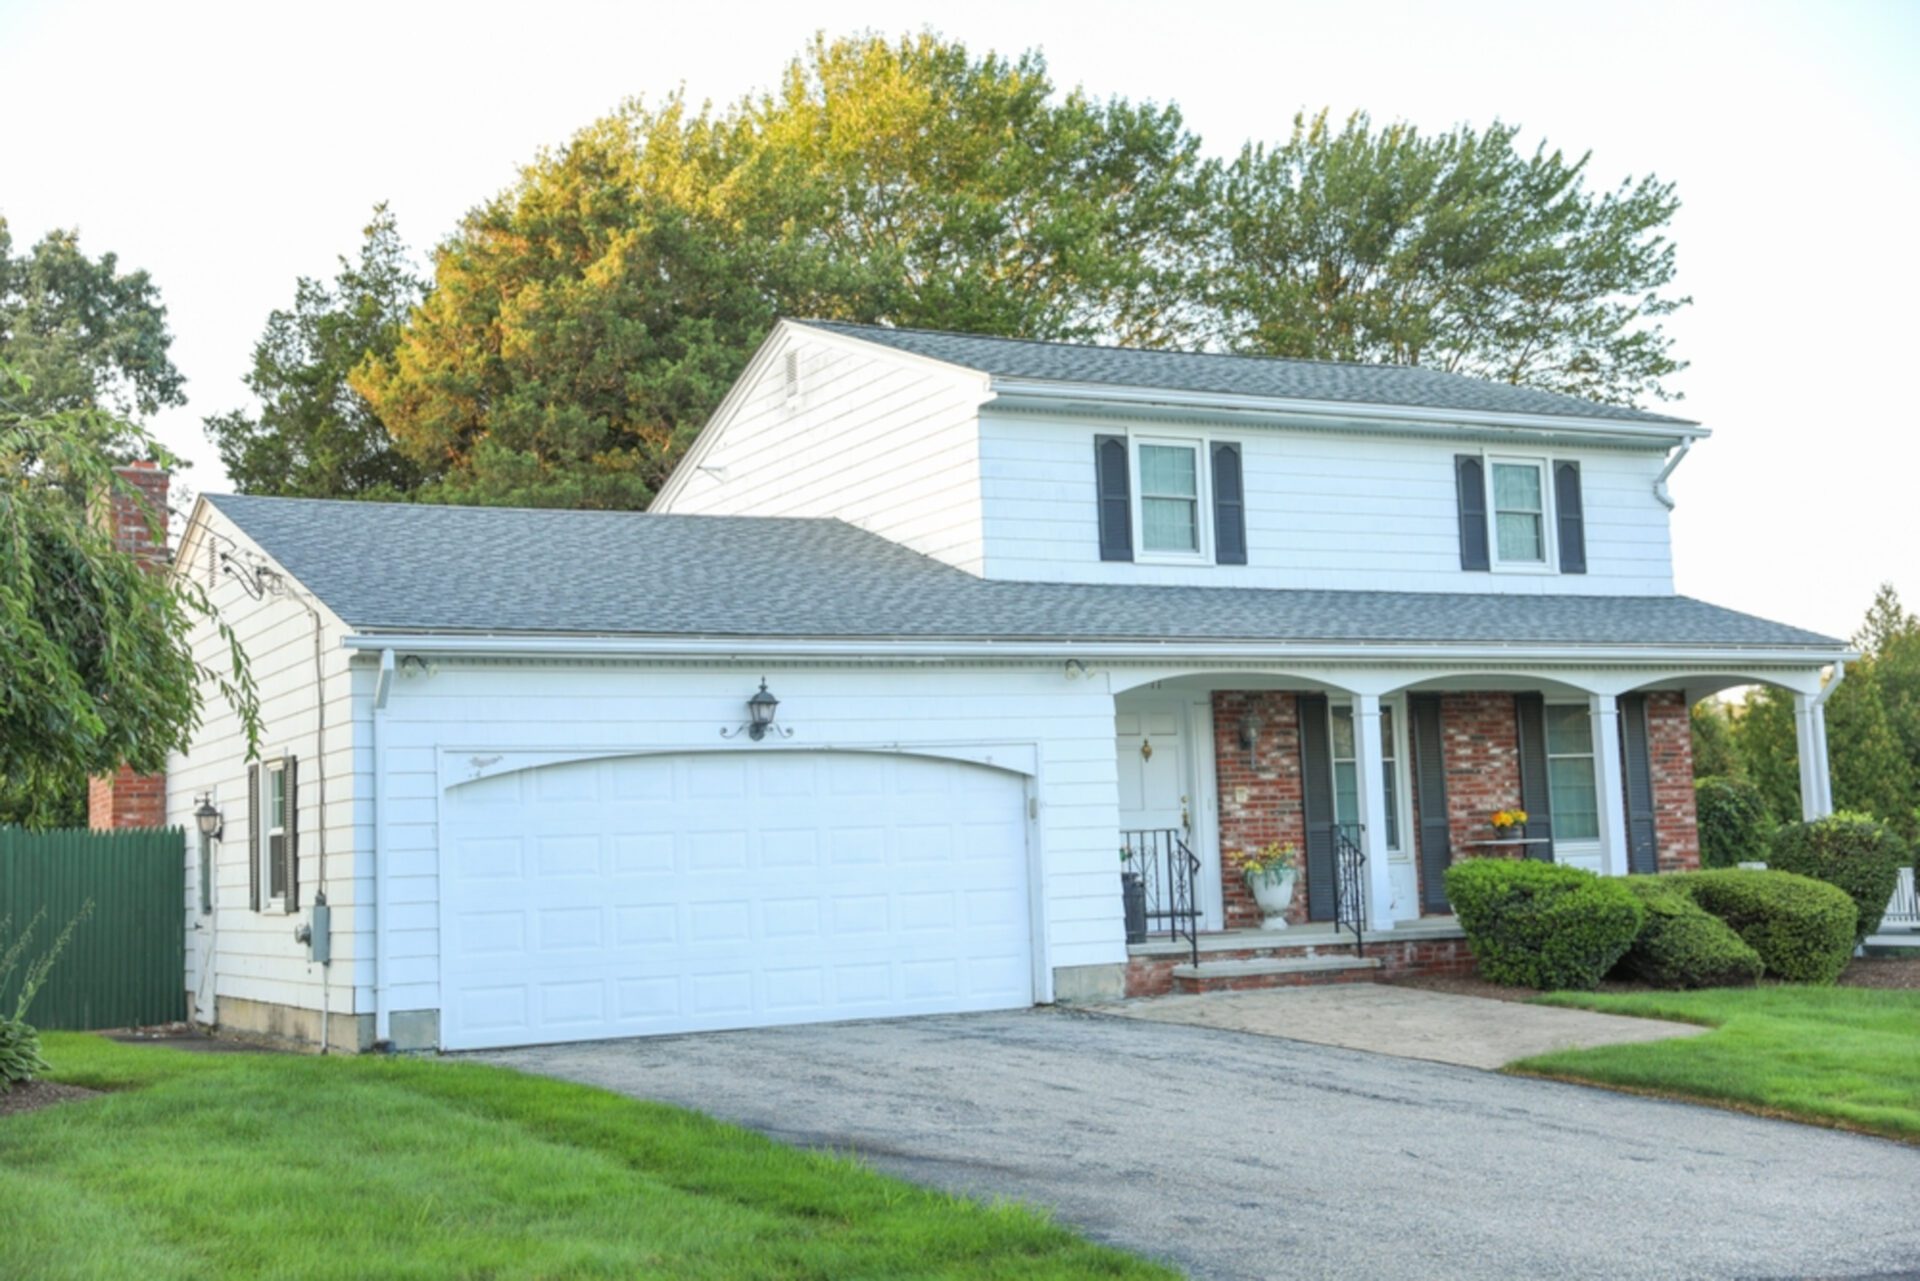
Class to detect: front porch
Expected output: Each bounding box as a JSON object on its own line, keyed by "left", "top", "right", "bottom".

{"left": 1112, "top": 663, "right": 1839, "bottom": 994}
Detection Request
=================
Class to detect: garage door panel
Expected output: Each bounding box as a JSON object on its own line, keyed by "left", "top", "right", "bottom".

{"left": 439, "top": 751, "right": 1033, "bottom": 1049}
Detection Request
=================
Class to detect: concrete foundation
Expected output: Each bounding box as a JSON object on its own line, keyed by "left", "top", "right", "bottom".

{"left": 1050, "top": 963, "right": 1126, "bottom": 1004}
{"left": 216, "top": 994, "right": 373, "bottom": 1053}
{"left": 389, "top": 1009, "right": 441, "bottom": 1052}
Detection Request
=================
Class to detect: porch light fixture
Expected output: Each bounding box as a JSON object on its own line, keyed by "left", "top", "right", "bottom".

{"left": 1238, "top": 713, "right": 1262, "bottom": 754}
{"left": 721, "top": 678, "right": 793, "bottom": 742}
{"left": 193, "top": 795, "right": 223, "bottom": 841}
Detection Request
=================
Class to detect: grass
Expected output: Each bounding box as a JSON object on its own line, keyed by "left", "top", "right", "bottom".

{"left": 1514, "top": 986, "right": 1920, "bottom": 1143}
{"left": 1, "top": 1033, "right": 1173, "bottom": 1281}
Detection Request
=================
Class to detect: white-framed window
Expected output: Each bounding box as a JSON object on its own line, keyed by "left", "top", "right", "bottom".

{"left": 1330, "top": 701, "right": 1407, "bottom": 853}
{"left": 260, "top": 758, "right": 290, "bottom": 909}
{"left": 1133, "top": 437, "right": 1208, "bottom": 559}
{"left": 1544, "top": 703, "right": 1600, "bottom": 842}
{"left": 1488, "top": 457, "right": 1552, "bottom": 569}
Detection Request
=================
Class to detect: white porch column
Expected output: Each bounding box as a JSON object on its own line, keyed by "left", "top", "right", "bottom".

{"left": 1589, "top": 693, "right": 1629, "bottom": 877}
{"left": 1353, "top": 693, "right": 1397, "bottom": 931}
{"left": 1795, "top": 693, "right": 1834, "bottom": 819}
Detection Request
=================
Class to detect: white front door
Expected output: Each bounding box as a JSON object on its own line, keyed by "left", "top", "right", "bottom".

{"left": 437, "top": 750, "right": 1034, "bottom": 1051}
{"left": 1116, "top": 698, "right": 1222, "bottom": 930}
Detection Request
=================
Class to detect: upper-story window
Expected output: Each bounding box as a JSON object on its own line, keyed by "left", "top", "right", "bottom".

{"left": 1455, "top": 453, "right": 1586, "bottom": 576}
{"left": 1095, "top": 433, "right": 1247, "bottom": 566}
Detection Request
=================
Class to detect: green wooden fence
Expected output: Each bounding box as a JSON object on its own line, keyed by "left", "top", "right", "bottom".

{"left": 1, "top": 826, "right": 186, "bottom": 1030}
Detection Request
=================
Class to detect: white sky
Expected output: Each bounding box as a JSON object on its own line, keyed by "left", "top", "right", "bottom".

{"left": 3, "top": 0, "right": 1914, "bottom": 641}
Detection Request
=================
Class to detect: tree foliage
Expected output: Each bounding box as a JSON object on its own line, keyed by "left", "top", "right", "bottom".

{"left": 0, "top": 220, "right": 184, "bottom": 437}
{"left": 204, "top": 205, "right": 425, "bottom": 499}
{"left": 1205, "top": 111, "right": 1688, "bottom": 405}
{"left": 0, "top": 366, "right": 259, "bottom": 827}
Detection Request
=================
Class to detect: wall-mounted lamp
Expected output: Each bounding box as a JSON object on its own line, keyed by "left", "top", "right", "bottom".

{"left": 721, "top": 678, "right": 793, "bottom": 742}
{"left": 1238, "top": 713, "right": 1263, "bottom": 755}
{"left": 194, "top": 794, "right": 224, "bottom": 841}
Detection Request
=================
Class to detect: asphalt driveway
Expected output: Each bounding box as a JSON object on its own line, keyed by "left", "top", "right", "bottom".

{"left": 478, "top": 1009, "right": 1920, "bottom": 1281}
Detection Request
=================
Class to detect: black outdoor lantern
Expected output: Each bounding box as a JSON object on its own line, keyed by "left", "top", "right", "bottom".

{"left": 723, "top": 678, "right": 793, "bottom": 741}
{"left": 194, "top": 794, "right": 223, "bottom": 841}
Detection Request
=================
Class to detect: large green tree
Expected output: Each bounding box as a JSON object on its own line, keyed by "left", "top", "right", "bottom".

{"left": 205, "top": 205, "right": 424, "bottom": 499}
{"left": 0, "top": 220, "right": 184, "bottom": 437}
{"left": 1207, "top": 111, "right": 1688, "bottom": 406}
{"left": 353, "top": 33, "right": 1210, "bottom": 509}
{"left": 0, "top": 366, "right": 258, "bottom": 828}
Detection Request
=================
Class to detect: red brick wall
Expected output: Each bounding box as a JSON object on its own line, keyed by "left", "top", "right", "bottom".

{"left": 1439, "top": 693, "right": 1524, "bottom": 859}
{"left": 1211, "top": 692, "right": 1307, "bottom": 928}
{"left": 89, "top": 463, "right": 169, "bottom": 831}
{"left": 1646, "top": 690, "right": 1700, "bottom": 871}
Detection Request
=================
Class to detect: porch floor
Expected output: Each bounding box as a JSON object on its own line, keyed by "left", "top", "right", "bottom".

{"left": 1127, "top": 915, "right": 1464, "bottom": 959}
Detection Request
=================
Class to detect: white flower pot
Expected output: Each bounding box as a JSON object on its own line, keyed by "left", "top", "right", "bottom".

{"left": 1248, "top": 870, "right": 1298, "bottom": 929}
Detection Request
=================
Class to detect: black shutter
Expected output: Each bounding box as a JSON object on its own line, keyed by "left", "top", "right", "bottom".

{"left": 1513, "top": 694, "right": 1555, "bottom": 861}
{"left": 247, "top": 765, "right": 261, "bottom": 912}
{"left": 285, "top": 756, "right": 300, "bottom": 912}
{"left": 1211, "top": 441, "right": 1247, "bottom": 565}
{"left": 1298, "top": 693, "right": 1336, "bottom": 922}
{"left": 1455, "top": 455, "right": 1489, "bottom": 571}
{"left": 1555, "top": 461, "right": 1587, "bottom": 574}
{"left": 1094, "top": 435, "right": 1133, "bottom": 562}
{"left": 1410, "top": 694, "right": 1453, "bottom": 913}
{"left": 1620, "top": 694, "right": 1658, "bottom": 874}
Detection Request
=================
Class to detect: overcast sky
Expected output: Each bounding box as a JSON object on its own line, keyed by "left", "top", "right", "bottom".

{"left": 3, "top": 0, "right": 1914, "bottom": 641}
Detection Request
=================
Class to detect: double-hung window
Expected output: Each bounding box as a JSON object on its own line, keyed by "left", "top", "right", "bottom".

{"left": 1543, "top": 704, "right": 1600, "bottom": 842}
{"left": 255, "top": 756, "right": 296, "bottom": 912}
{"left": 1490, "top": 459, "right": 1549, "bottom": 567}
{"left": 1135, "top": 440, "right": 1203, "bottom": 556}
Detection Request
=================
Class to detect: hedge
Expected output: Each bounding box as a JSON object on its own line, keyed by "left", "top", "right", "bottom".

{"left": 1767, "top": 812, "right": 1909, "bottom": 942}
{"left": 1615, "top": 878, "right": 1763, "bottom": 989}
{"left": 1445, "top": 858, "right": 1644, "bottom": 990}
{"left": 1694, "top": 776, "right": 1770, "bottom": 869}
{"left": 1668, "top": 869, "right": 1856, "bottom": 984}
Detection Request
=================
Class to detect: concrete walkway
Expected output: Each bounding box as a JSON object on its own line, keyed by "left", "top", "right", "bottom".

{"left": 1103, "top": 984, "right": 1706, "bottom": 1069}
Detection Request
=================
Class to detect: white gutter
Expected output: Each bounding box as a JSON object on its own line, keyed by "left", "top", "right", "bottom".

{"left": 344, "top": 633, "right": 1849, "bottom": 668}
{"left": 988, "top": 377, "right": 1708, "bottom": 445}
{"left": 371, "top": 647, "right": 395, "bottom": 1046}
{"left": 1653, "top": 439, "right": 1693, "bottom": 510}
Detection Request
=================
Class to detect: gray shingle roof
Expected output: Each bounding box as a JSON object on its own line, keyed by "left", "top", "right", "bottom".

{"left": 796, "top": 321, "right": 1697, "bottom": 427}
{"left": 204, "top": 495, "right": 1837, "bottom": 653}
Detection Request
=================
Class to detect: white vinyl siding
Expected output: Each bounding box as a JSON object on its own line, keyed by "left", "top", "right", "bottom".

{"left": 1545, "top": 703, "right": 1600, "bottom": 842}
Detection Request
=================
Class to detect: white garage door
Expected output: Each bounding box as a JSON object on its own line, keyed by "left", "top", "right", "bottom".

{"left": 438, "top": 751, "right": 1034, "bottom": 1050}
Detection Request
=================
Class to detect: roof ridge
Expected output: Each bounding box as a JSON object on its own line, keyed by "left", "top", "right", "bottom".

{"left": 206, "top": 493, "right": 852, "bottom": 525}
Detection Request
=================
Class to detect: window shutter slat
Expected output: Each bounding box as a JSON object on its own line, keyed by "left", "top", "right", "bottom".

{"left": 1455, "top": 455, "right": 1489, "bottom": 571}
{"left": 285, "top": 756, "right": 300, "bottom": 913}
{"left": 1513, "top": 694, "right": 1555, "bottom": 861}
{"left": 1620, "top": 694, "right": 1659, "bottom": 874}
{"left": 1211, "top": 441, "right": 1247, "bottom": 565}
{"left": 1298, "top": 694, "right": 1336, "bottom": 922}
{"left": 1410, "top": 694, "right": 1453, "bottom": 913}
{"left": 248, "top": 766, "right": 260, "bottom": 912}
{"left": 1094, "top": 435, "right": 1133, "bottom": 561}
{"left": 1555, "top": 461, "right": 1587, "bottom": 574}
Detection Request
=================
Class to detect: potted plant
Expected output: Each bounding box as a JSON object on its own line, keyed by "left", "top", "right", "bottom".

{"left": 1241, "top": 841, "right": 1300, "bottom": 929}
{"left": 1490, "top": 808, "right": 1528, "bottom": 841}
{"left": 1119, "top": 846, "right": 1147, "bottom": 943}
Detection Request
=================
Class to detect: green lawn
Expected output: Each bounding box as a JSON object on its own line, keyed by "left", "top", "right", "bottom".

{"left": 2, "top": 1033, "right": 1171, "bottom": 1281}
{"left": 1515, "top": 986, "right": 1920, "bottom": 1143}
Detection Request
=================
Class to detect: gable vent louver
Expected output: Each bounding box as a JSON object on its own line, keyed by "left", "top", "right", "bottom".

{"left": 783, "top": 349, "right": 802, "bottom": 406}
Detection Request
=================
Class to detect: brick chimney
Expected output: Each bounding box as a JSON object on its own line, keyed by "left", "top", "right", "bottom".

{"left": 88, "top": 463, "right": 171, "bottom": 830}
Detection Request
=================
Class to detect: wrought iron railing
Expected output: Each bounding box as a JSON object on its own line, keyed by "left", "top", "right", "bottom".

{"left": 1331, "top": 822, "right": 1367, "bottom": 955}
{"left": 1121, "top": 827, "right": 1201, "bottom": 967}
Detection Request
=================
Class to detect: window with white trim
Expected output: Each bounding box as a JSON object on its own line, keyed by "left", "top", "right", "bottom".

{"left": 1490, "top": 458, "right": 1550, "bottom": 567}
{"left": 1544, "top": 703, "right": 1600, "bottom": 841}
{"left": 261, "top": 759, "right": 289, "bottom": 907}
{"left": 1134, "top": 438, "right": 1206, "bottom": 557}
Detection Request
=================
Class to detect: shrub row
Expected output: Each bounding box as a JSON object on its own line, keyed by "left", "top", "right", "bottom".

{"left": 1444, "top": 859, "right": 1643, "bottom": 990}
{"left": 1615, "top": 878, "right": 1764, "bottom": 989}
{"left": 1766, "top": 812, "right": 1908, "bottom": 943}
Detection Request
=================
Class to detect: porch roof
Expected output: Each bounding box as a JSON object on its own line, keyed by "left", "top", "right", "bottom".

{"left": 204, "top": 495, "right": 1844, "bottom": 657}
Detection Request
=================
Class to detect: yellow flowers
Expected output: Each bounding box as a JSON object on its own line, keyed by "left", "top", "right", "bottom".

{"left": 1239, "top": 841, "right": 1299, "bottom": 877}
{"left": 1491, "top": 808, "right": 1529, "bottom": 831}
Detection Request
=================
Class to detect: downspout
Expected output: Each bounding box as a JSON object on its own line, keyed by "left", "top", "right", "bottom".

{"left": 1653, "top": 439, "right": 1693, "bottom": 510}
{"left": 372, "top": 648, "right": 395, "bottom": 1047}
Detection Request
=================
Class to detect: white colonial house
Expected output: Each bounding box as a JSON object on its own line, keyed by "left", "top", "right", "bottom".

{"left": 167, "top": 321, "right": 1848, "bottom": 1052}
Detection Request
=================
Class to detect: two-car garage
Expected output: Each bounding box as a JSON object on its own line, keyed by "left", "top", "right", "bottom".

{"left": 436, "top": 750, "right": 1036, "bottom": 1051}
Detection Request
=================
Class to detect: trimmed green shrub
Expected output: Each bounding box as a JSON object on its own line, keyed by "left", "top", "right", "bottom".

{"left": 1444, "top": 858, "right": 1645, "bottom": 990}
{"left": 1694, "top": 775, "right": 1770, "bottom": 869}
{"left": 1767, "top": 812, "right": 1909, "bottom": 942}
{"left": 1668, "top": 869, "right": 1856, "bottom": 984}
{"left": 1615, "top": 877, "right": 1763, "bottom": 988}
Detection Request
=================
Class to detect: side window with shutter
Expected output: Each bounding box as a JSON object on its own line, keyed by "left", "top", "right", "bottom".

{"left": 1455, "top": 455, "right": 1490, "bottom": 571}
{"left": 1094, "top": 435, "right": 1133, "bottom": 562}
{"left": 254, "top": 757, "right": 299, "bottom": 913}
{"left": 1555, "top": 461, "right": 1587, "bottom": 574}
{"left": 1211, "top": 441, "right": 1247, "bottom": 565}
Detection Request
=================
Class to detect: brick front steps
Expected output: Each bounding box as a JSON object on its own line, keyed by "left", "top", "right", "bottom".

{"left": 1126, "top": 918, "right": 1473, "bottom": 997}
